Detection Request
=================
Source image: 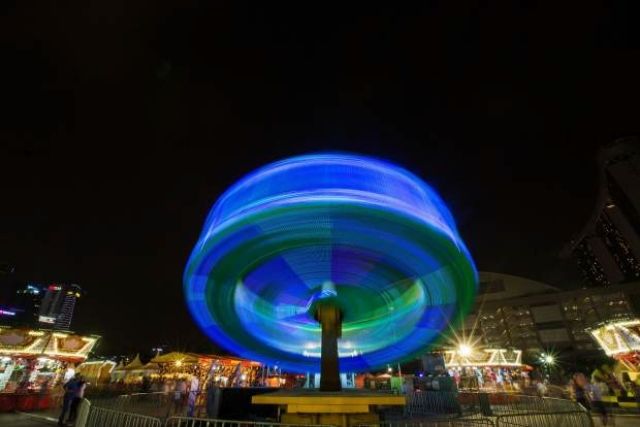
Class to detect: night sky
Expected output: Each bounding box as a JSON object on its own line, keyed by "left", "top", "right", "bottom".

{"left": 2, "top": 3, "right": 640, "bottom": 355}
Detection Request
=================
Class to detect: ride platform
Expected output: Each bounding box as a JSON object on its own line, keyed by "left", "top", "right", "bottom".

{"left": 252, "top": 389, "right": 406, "bottom": 427}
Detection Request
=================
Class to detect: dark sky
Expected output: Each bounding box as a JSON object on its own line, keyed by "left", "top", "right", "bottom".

{"left": 1, "top": 3, "right": 640, "bottom": 355}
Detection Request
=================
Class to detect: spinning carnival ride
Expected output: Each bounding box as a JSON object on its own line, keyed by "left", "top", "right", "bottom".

{"left": 184, "top": 154, "right": 477, "bottom": 376}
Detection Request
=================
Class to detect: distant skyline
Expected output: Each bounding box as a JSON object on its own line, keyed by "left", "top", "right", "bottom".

{"left": 2, "top": 3, "right": 639, "bottom": 354}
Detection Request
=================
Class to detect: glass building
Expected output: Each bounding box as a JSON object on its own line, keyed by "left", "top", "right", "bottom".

{"left": 563, "top": 137, "right": 640, "bottom": 286}
{"left": 460, "top": 272, "right": 640, "bottom": 359}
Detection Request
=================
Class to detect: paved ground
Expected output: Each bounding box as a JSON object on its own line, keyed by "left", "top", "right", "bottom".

{"left": 592, "top": 413, "right": 639, "bottom": 427}
{"left": 0, "top": 413, "right": 55, "bottom": 426}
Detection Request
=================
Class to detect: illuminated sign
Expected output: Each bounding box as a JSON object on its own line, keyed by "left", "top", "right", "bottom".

{"left": 38, "top": 315, "right": 56, "bottom": 324}
{"left": 0, "top": 327, "right": 99, "bottom": 361}
{"left": 0, "top": 310, "right": 16, "bottom": 316}
{"left": 444, "top": 348, "right": 523, "bottom": 367}
{"left": 48, "top": 285, "right": 62, "bottom": 291}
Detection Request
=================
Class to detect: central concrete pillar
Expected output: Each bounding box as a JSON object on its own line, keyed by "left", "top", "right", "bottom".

{"left": 316, "top": 304, "right": 342, "bottom": 391}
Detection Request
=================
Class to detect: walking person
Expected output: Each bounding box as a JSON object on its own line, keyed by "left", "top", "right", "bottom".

{"left": 58, "top": 375, "right": 78, "bottom": 426}
{"left": 589, "top": 379, "right": 609, "bottom": 426}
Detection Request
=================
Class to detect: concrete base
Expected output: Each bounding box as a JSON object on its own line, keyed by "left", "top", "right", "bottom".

{"left": 252, "top": 390, "right": 406, "bottom": 427}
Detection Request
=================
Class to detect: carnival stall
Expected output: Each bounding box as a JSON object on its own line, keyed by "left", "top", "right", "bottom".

{"left": 443, "top": 347, "right": 528, "bottom": 391}
{"left": 0, "top": 327, "right": 98, "bottom": 411}
{"left": 109, "top": 354, "right": 159, "bottom": 387}
{"left": 75, "top": 360, "right": 117, "bottom": 386}
{"left": 143, "top": 352, "right": 263, "bottom": 390}
{"left": 0, "top": 327, "right": 98, "bottom": 393}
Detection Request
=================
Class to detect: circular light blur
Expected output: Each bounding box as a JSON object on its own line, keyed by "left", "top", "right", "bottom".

{"left": 184, "top": 153, "right": 477, "bottom": 372}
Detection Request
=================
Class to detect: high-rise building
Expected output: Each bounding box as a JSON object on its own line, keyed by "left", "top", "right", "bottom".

{"left": 563, "top": 137, "right": 640, "bottom": 286}
{"left": 11, "top": 283, "right": 46, "bottom": 325}
{"left": 37, "top": 284, "right": 82, "bottom": 330}
{"left": 457, "top": 272, "right": 640, "bottom": 361}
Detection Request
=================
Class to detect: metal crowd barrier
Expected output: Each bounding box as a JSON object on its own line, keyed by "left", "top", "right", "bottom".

{"left": 404, "top": 392, "right": 464, "bottom": 417}
{"left": 165, "top": 416, "right": 333, "bottom": 427}
{"left": 78, "top": 399, "right": 593, "bottom": 427}
{"left": 84, "top": 391, "right": 590, "bottom": 427}
{"left": 85, "top": 404, "right": 163, "bottom": 427}
{"left": 494, "top": 410, "right": 593, "bottom": 427}
{"left": 358, "top": 419, "right": 496, "bottom": 427}
{"left": 404, "top": 392, "right": 585, "bottom": 418}
{"left": 91, "top": 391, "right": 192, "bottom": 418}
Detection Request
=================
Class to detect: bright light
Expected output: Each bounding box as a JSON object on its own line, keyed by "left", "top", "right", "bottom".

{"left": 240, "top": 374, "right": 247, "bottom": 381}
{"left": 387, "top": 366, "right": 393, "bottom": 373}
{"left": 540, "top": 352, "right": 556, "bottom": 366}
{"left": 458, "top": 344, "right": 473, "bottom": 357}
{"left": 175, "top": 360, "right": 183, "bottom": 367}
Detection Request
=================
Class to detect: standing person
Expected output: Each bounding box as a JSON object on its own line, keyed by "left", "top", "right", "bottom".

{"left": 58, "top": 375, "right": 78, "bottom": 426}
{"left": 187, "top": 375, "right": 200, "bottom": 417}
{"left": 589, "top": 380, "right": 609, "bottom": 426}
{"left": 68, "top": 375, "right": 87, "bottom": 425}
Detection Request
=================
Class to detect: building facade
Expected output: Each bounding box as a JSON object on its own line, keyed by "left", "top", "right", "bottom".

{"left": 563, "top": 138, "right": 640, "bottom": 286}
{"left": 460, "top": 272, "right": 640, "bottom": 360}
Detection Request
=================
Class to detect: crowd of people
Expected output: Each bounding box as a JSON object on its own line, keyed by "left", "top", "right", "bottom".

{"left": 448, "top": 366, "right": 530, "bottom": 391}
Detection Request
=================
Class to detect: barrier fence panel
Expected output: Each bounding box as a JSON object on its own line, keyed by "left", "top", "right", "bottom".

{"left": 404, "top": 392, "right": 465, "bottom": 417}
{"left": 85, "top": 405, "right": 163, "bottom": 427}
{"left": 358, "top": 419, "right": 496, "bottom": 427}
{"left": 90, "top": 391, "right": 185, "bottom": 418}
{"left": 85, "top": 391, "right": 588, "bottom": 426}
{"left": 495, "top": 411, "right": 594, "bottom": 427}
{"left": 405, "top": 392, "right": 585, "bottom": 418}
{"left": 164, "top": 416, "right": 334, "bottom": 427}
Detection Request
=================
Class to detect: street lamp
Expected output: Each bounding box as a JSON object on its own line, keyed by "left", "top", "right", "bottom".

{"left": 540, "top": 352, "right": 556, "bottom": 380}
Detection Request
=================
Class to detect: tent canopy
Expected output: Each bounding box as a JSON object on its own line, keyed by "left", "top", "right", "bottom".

{"left": 123, "top": 354, "right": 145, "bottom": 370}
{"left": 150, "top": 352, "right": 203, "bottom": 364}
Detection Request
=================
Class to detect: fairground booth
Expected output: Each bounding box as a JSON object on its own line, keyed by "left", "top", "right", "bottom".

{"left": 0, "top": 326, "right": 98, "bottom": 411}
{"left": 443, "top": 347, "right": 529, "bottom": 391}
{"left": 99, "top": 351, "right": 264, "bottom": 391}
{"left": 151, "top": 352, "right": 262, "bottom": 388}
{"left": 109, "top": 354, "right": 159, "bottom": 386}
{"left": 589, "top": 319, "right": 640, "bottom": 380}
{"left": 75, "top": 359, "right": 116, "bottom": 386}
